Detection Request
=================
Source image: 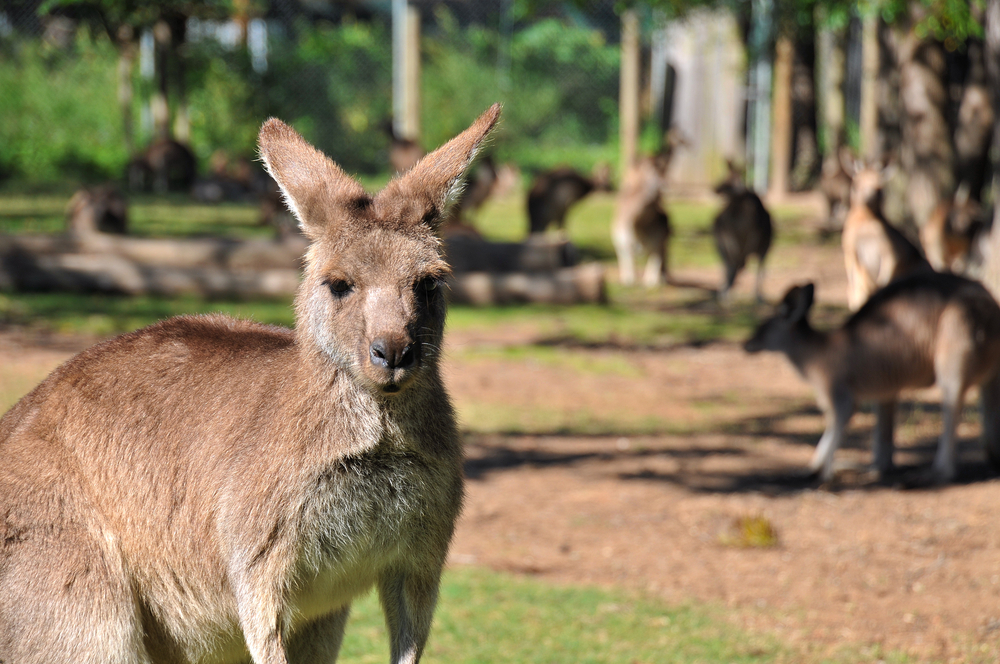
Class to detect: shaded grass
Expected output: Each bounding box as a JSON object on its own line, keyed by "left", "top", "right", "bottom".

{"left": 0, "top": 193, "right": 267, "bottom": 238}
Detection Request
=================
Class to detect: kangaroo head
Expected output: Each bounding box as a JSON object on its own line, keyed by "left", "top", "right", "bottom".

{"left": 848, "top": 160, "right": 895, "bottom": 211}
{"left": 744, "top": 283, "right": 815, "bottom": 354}
{"left": 259, "top": 104, "right": 501, "bottom": 396}
{"left": 714, "top": 159, "right": 747, "bottom": 198}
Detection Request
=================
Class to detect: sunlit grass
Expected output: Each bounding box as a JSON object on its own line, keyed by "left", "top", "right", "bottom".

{"left": 340, "top": 566, "right": 784, "bottom": 664}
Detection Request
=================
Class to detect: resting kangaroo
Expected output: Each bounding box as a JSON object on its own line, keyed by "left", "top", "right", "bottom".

{"left": 744, "top": 274, "right": 1000, "bottom": 482}
{"left": 841, "top": 161, "right": 930, "bottom": 310}
{"left": 712, "top": 160, "right": 772, "bottom": 302}
{"left": 0, "top": 104, "right": 501, "bottom": 663}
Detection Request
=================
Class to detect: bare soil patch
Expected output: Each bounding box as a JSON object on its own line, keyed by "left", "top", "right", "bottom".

{"left": 445, "top": 242, "right": 1000, "bottom": 663}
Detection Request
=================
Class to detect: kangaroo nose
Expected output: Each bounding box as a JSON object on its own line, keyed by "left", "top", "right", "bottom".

{"left": 370, "top": 338, "right": 417, "bottom": 370}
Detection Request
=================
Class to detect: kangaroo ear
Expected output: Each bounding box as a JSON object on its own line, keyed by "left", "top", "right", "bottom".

{"left": 377, "top": 104, "right": 501, "bottom": 229}
{"left": 787, "top": 283, "right": 815, "bottom": 321}
{"left": 258, "top": 118, "right": 368, "bottom": 238}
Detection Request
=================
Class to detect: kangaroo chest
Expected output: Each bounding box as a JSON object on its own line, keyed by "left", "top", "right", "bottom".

{"left": 288, "top": 444, "right": 460, "bottom": 623}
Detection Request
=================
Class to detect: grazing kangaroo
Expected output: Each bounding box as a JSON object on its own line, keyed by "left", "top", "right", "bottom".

{"left": 0, "top": 104, "right": 501, "bottom": 663}
{"left": 841, "top": 161, "right": 930, "bottom": 310}
{"left": 612, "top": 152, "right": 673, "bottom": 287}
{"left": 527, "top": 165, "right": 611, "bottom": 236}
{"left": 712, "top": 160, "right": 773, "bottom": 301}
{"left": 744, "top": 274, "right": 1000, "bottom": 482}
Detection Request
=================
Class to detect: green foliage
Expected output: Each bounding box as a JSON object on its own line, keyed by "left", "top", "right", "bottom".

{"left": 0, "top": 30, "right": 127, "bottom": 182}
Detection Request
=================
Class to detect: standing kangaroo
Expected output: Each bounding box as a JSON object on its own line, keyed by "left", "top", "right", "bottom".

{"left": 841, "top": 161, "right": 930, "bottom": 310}
{"left": 612, "top": 152, "right": 673, "bottom": 287}
{"left": 712, "top": 160, "right": 773, "bottom": 302}
{"left": 0, "top": 104, "right": 501, "bottom": 663}
{"left": 744, "top": 274, "right": 1000, "bottom": 482}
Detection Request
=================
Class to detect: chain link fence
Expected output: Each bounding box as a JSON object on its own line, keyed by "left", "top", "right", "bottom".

{"left": 0, "top": 0, "right": 629, "bottom": 189}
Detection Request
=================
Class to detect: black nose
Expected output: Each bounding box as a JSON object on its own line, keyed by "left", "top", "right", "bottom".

{"left": 370, "top": 339, "right": 417, "bottom": 370}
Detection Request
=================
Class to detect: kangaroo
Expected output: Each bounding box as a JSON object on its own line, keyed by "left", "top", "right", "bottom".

{"left": 66, "top": 184, "right": 129, "bottom": 236}
{"left": 127, "top": 138, "right": 198, "bottom": 194}
{"left": 612, "top": 152, "right": 672, "bottom": 287}
{"left": 744, "top": 274, "right": 1000, "bottom": 482}
{"left": 920, "top": 183, "right": 990, "bottom": 275}
{"left": 712, "top": 160, "right": 773, "bottom": 302}
{"left": 841, "top": 160, "right": 930, "bottom": 310}
{"left": 0, "top": 104, "right": 501, "bottom": 664}
{"left": 527, "top": 164, "right": 611, "bottom": 236}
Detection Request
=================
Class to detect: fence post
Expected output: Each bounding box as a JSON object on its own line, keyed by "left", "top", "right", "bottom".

{"left": 619, "top": 9, "right": 640, "bottom": 173}
{"left": 392, "top": 0, "right": 421, "bottom": 141}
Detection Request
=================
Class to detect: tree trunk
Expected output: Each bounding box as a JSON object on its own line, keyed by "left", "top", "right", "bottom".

{"left": 619, "top": 10, "right": 641, "bottom": 172}
{"left": 116, "top": 25, "right": 137, "bottom": 155}
{"left": 886, "top": 2, "right": 954, "bottom": 230}
{"left": 769, "top": 36, "right": 793, "bottom": 198}
{"left": 982, "top": 0, "right": 1000, "bottom": 298}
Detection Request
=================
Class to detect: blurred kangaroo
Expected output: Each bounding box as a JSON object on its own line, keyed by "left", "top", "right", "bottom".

{"left": 920, "top": 183, "right": 990, "bottom": 275}
{"left": 841, "top": 160, "right": 930, "bottom": 310}
{"left": 127, "top": 138, "right": 197, "bottom": 194}
{"left": 744, "top": 274, "right": 1000, "bottom": 482}
{"left": 612, "top": 135, "right": 684, "bottom": 287}
{"left": 712, "top": 160, "right": 773, "bottom": 301}
{"left": 0, "top": 104, "right": 502, "bottom": 663}
{"left": 527, "top": 164, "right": 611, "bottom": 236}
{"left": 66, "top": 184, "right": 128, "bottom": 236}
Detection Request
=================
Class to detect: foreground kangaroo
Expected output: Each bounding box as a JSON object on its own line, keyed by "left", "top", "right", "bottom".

{"left": 0, "top": 104, "right": 501, "bottom": 663}
{"left": 841, "top": 161, "right": 930, "bottom": 310}
{"left": 744, "top": 274, "right": 1000, "bottom": 482}
{"left": 712, "top": 160, "right": 772, "bottom": 301}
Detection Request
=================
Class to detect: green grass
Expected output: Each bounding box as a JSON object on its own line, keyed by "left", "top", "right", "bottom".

{"left": 340, "top": 567, "right": 782, "bottom": 664}
{"left": 0, "top": 193, "right": 267, "bottom": 238}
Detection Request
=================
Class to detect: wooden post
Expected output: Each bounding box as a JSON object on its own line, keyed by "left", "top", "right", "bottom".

{"left": 859, "top": 13, "right": 879, "bottom": 161}
{"left": 816, "top": 17, "right": 845, "bottom": 156}
{"left": 619, "top": 9, "right": 640, "bottom": 173}
{"left": 392, "top": 0, "right": 421, "bottom": 141}
{"left": 769, "top": 35, "right": 792, "bottom": 198}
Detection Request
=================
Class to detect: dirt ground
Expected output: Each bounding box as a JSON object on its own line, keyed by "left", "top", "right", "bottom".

{"left": 445, "top": 241, "right": 1000, "bottom": 663}
{"left": 2, "top": 239, "right": 999, "bottom": 662}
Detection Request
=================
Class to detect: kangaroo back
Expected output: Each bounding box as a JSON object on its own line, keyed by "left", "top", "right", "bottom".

{"left": 746, "top": 272, "right": 1000, "bottom": 482}
{"left": 0, "top": 105, "right": 501, "bottom": 664}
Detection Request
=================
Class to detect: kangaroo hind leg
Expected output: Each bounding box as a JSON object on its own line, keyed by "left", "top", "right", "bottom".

{"left": 0, "top": 527, "right": 149, "bottom": 664}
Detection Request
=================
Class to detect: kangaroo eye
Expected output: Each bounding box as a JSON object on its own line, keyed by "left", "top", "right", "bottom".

{"left": 328, "top": 279, "right": 353, "bottom": 297}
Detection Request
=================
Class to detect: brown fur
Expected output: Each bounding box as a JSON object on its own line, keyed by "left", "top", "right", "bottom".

{"left": 0, "top": 104, "right": 502, "bottom": 664}
{"left": 745, "top": 274, "right": 1000, "bottom": 482}
{"left": 841, "top": 162, "right": 931, "bottom": 310}
{"left": 920, "top": 186, "right": 989, "bottom": 275}
{"left": 527, "top": 165, "right": 611, "bottom": 236}
{"left": 611, "top": 153, "right": 673, "bottom": 287}
{"left": 66, "top": 184, "right": 129, "bottom": 236}
{"left": 711, "top": 161, "right": 772, "bottom": 302}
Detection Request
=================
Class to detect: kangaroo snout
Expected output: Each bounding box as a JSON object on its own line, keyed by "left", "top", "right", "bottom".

{"left": 370, "top": 337, "right": 417, "bottom": 370}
